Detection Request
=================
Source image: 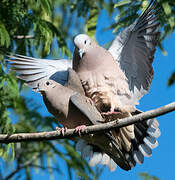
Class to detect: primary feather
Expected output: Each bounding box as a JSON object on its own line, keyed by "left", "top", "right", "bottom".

{"left": 108, "top": 0, "right": 160, "bottom": 100}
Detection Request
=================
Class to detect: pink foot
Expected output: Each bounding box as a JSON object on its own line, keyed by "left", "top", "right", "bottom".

{"left": 75, "top": 125, "right": 86, "bottom": 136}
{"left": 56, "top": 127, "right": 67, "bottom": 136}
{"left": 86, "top": 98, "right": 94, "bottom": 105}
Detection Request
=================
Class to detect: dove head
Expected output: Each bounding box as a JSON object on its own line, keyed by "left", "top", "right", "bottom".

{"left": 73, "top": 34, "right": 94, "bottom": 59}
{"left": 73, "top": 34, "right": 96, "bottom": 70}
{"left": 37, "top": 80, "right": 57, "bottom": 95}
{"left": 74, "top": 34, "right": 92, "bottom": 47}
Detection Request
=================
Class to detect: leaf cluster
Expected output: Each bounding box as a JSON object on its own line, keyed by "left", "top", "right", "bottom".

{"left": 139, "top": 172, "right": 160, "bottom": 180}
{"left": 0, "top": 0, "right": 104, "bottom": 179}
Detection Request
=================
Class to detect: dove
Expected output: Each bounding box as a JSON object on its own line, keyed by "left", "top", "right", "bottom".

{"left": 36, "top": 68, "right": 128, "bottom": 171}
{"left": 36, "top": 68, "right": 98, "bottom": 129}
{"left": 73, "top": 0, "right": 160, "bottom": 152}
{"left": 5, "top": 0, "right": 161, "bottom": 171}
{"left": 37, "top": 68, "right": 160, "bottom": 171}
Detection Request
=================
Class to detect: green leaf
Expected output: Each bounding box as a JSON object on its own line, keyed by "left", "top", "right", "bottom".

{"left": 114, "top": 0, "right": 132, "bottom": 8}
{"left": 41, "top": 0, "right": 52, "bottom": 16}
{"left": 0, "top": 21, "right": 10, "bottom": 48}
{"left": 169, "top": 16, "right": 175, "bottom": 28}
{"left": 139, "top": 172, "right": 160, "bottom": 180}
{"left": 158, "top": 42, "right": 167, "bottom": 56}
{"left": 162, "top": 2, "right": 172, "bottom": 16}
{"left": 168, "top": 71, "right": 175, "bottom": 86}
{"left": 85, "top": 7, "right": 99, "bottom": 40}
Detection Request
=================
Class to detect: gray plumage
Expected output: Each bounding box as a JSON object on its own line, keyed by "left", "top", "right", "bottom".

{"left": 108, "top": 0, "right": 160, "bottom": 99}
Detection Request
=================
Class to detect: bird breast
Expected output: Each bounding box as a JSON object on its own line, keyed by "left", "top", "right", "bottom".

{"left": 80, "top": 71, "right": 133, "bottom": 113}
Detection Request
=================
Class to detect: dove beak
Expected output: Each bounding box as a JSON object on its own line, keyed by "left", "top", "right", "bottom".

{"left": 36, "top": 83, "right": 44, "bottom": 94}
{"left": 79, "top": 49, "right": 85, "bottom": 59}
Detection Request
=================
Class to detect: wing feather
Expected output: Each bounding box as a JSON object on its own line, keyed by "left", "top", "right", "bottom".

{"left": 108, "top": 0, "right": 160, "bottom": 100}
{"left": 6, "top": 54, "right": 72, "bottom": 89}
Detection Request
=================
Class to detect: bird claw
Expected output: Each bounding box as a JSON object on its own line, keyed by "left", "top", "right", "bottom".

{"left": 56, "top": 127, "right": 67, "bottom": 136}
{"left": 101, "top": 106, "right": 122, "bottom": 116}
{"left": 86, "top": 98, "right": 94, "bottom": 106}
{"left": 75, "top": 125, "right": 86, "bottom": 136}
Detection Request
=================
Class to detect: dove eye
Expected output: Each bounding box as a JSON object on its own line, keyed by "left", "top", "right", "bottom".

{"left": 46, "top": 81, "right": 50, "bottom": 86}
{"left": 84, "top": 40, "right": 87, "bottom": 44}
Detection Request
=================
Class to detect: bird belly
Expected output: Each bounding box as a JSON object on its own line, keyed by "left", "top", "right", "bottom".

{"left": 80, "top": 72, "right": 135, "bottom": 113}
{"left": 81, "top": 75, "right": 118, "bottom": 112}
{"left": 88, "top": 85, "right": 114, "bottom": 112}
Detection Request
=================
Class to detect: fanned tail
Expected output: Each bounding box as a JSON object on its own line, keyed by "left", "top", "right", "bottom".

{"left": 75, "top": 111, "right": 160, "bottom": 171}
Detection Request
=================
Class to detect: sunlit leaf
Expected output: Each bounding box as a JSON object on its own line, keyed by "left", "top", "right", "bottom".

{"left": 139, "top": 172, "right": 160, "bottom": 180}
{"left": 85, "top": 8, "right": 98, "bottom": 40}
{"left": 168, "top": 71, "right": 175, "bottom": 86}
{"left": 114, "top": 0, "right": 132, "bottom": 8}
{"left": 162, "top": 2, "right": 172, "bottom": 15}
{"left": 0, "top": 21, "right": 10, "bottom": 48}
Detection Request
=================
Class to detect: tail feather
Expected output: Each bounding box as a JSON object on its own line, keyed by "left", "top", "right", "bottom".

{"left": 75, "top": 139, "right": 87, "bottom": 152}
{"left": 107, "top": 158, "right": 117, "bottom": 172}
{"left": 82, "top": 145, "right": 93, "bottom": 158}
{"left": 138, "top": 144, "right": 152, "bottom": 157}
{"left": 76, "top": 139, "right": 118, "bottom": 171}
{"left": 147, "top": 118, "right": 159, "bottom": 128}
{"left": 147, "top": 126, "right": 161, "bottom": 138}
{"left": 75, "top": 112, "right": 160, "bottom": 171}
{"left": 101, "top": 153, "right": 110, "bottom": 165}
{"left": 129, "top": 116, "right": 160, "bottom": 166}
{"left": 125, "top": 153, "right": 136, "bottom": 168}
{"left": 143, "top": 136, "right": 158, "bottom": 149}
{"left": 89, "top": 152, "right": 103, "bottom": 167}
{"left": 133, "top": 150, "right": 144, "bottom": 164}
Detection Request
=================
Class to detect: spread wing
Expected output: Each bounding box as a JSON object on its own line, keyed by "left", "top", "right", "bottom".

{"left": 6, "top": 54, "right": 72, "bottom": 89}
{"left": 108, "top": 0, "right": 160, "bottom": 100}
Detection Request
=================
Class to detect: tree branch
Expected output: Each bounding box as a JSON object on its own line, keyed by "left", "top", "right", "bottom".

{"left": 1, "top": 102, "right": 175, "bottom": 144}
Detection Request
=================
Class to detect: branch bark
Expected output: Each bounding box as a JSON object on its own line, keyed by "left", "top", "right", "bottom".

{"left": 1, "top": 102, "right": 175, "bottom": 144}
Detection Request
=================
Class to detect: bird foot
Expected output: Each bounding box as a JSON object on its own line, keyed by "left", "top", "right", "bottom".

{"left": 56, "top": 127, "right": 67, "bottom": 136}
{"left": 75, "top": 125, "right": 86, "bottom": 136}
{"left": 86, "top": 98, "right": 94, "bottom": 106}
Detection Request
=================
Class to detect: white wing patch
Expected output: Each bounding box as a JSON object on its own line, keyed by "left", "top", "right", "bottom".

{"left": 6, "top": 54, "right": 72, "bottom": 89}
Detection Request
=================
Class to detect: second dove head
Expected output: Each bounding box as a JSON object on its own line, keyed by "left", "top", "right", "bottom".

{"left": 74, "top": 34, "right": 93, "bottom": 58}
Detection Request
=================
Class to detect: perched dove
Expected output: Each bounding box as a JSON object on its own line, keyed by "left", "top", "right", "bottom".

{"left": 5, "top": 0, "right": 161, "bottom": 171}
{"left": 73, "top": 0, "right": 160, "bottom": 152}
{"left": 36, "top": 68, "right": 127, "bottom": 171}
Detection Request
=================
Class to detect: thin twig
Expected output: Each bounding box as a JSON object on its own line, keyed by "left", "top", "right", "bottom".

{"left": 0, "top": 102, "right": 175, "bottom": 144}
{"left": 13, "top": 35, "right": 35, "bottom": 39}
{"left": 29, "top": 164, "right": 61, "bottom": 173}
{"left": 4, "top": 153, "right": 40, "bottom": 180}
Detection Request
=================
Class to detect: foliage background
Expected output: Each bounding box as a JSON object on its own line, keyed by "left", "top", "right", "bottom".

{"left": 0, "top": 0, "right": 175, "bottom": 179}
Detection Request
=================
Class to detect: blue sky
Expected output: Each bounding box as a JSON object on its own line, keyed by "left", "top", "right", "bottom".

{"left": 3, "top": 5, "right": 175, "bottom": 180}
